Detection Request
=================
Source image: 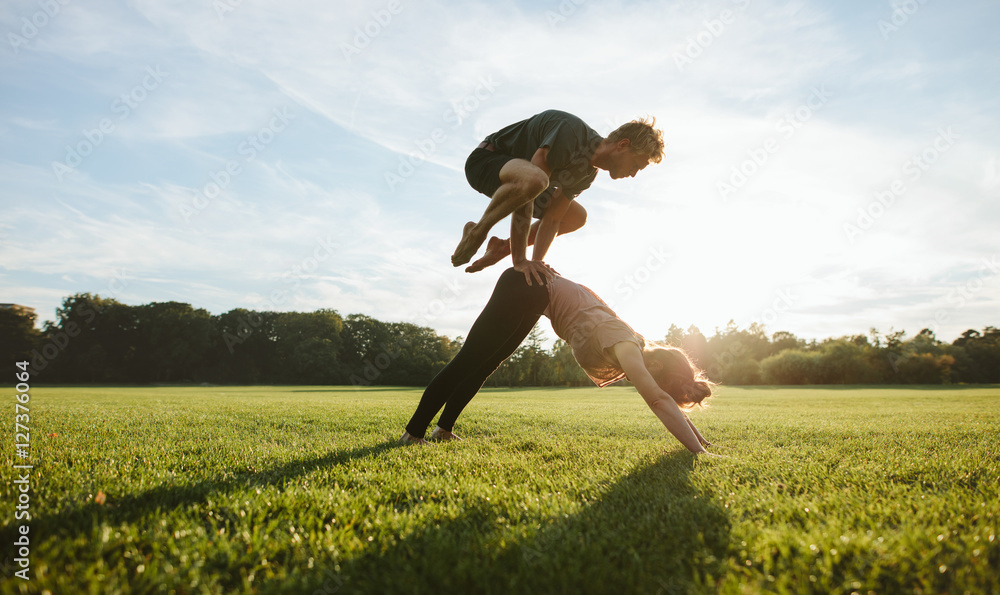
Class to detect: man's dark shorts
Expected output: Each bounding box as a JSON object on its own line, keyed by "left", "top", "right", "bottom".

{"left": 465, "top": 147, "right": 554, "bottom": 219}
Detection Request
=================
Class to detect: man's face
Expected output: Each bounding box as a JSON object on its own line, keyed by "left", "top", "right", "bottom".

{"left": 609, "top": 143, "right": 651, "bottom": 179}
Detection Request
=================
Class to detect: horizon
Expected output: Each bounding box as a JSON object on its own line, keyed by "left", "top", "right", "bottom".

{"left": 4, "top": 291, "right": 995, "bottom": 347}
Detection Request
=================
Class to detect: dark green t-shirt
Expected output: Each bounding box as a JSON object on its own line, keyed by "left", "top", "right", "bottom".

{"left": 485, "top": 110, "right": 603, "bottom": 205}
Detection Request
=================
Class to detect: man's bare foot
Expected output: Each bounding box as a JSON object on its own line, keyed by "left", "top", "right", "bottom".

{"left": 398, "top": 431, "right": 433, "bottom": 446}
{"left": 465, "top": 236, "right": 511, "bottom": 273}
{"left": 429, "top": 426, "right": 462, "bottom": 441}
{"left": 451, "top": 221, "right": 487, "bottom": 267}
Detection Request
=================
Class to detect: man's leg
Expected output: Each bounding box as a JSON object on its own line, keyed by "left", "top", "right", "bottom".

{"left": 465, "top": 201, "right": 588, "bottom": 273}
{"left": 404, "top": 269, "right": 548, "bottom": 438}
{"left": 451, "top": 159, "right": 549, "bottom": 266}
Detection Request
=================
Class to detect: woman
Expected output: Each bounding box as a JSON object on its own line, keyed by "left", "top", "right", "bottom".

{"left": 400, "top": 268, "right": 715, "bottom": 454}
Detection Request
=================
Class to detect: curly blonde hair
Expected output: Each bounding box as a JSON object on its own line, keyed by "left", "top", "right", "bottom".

{"left": 607, "top": 116, "right": 665, "bottom": 164}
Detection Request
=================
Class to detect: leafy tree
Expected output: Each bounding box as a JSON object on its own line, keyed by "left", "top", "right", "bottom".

{"left": 951, "top": 327, "right": 1000, "bottom": 383}
{"left": 0, "top": 307, "right": 41, "bottom": 365}
{"left": 341, "top": 314, "right": 393, "bottom": 381}
{"left": 706, "top": 320, "right": 769, "bottom": 384}
{"left": 134, "top": 302, "right": 214, "bottom": 382}
{"left": 488, "top": 325, "right": 551, "bottom": 387}
{"left": 549, "top": 340, "right": 590, "bottom": 386}
{"left": 886, "top": 328, "right": 906, "bottom": 350}
{"left": 274, "top": 310, "right": 344, "bottom": 383}
{"left": 214, "top": 309, "right": 281, "bottom": 383}
{"left": 35, "top": 294, "right": 132, "bottom": 382}
{"left": 341, "top": 315, "right": 460, "bottom": 386}
{"left": 288, "top": 337, "right": 342, "bottom": 384}
{"left": 663, "top": 324, "right": 686, "bottom": 347}
{"left": 771, "top": 330, "right": 805, "bottom": 355}
{"left": 378, "top": 322, "right": 459, "bottom": 386}
{"left": 680, "top": 325, "right": 709, "bottom": 369}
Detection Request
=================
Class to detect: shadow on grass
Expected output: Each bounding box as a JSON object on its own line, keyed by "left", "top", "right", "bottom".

{"left": 289, "top": 388, "right": 420, "bottom": 393}
{"left": 289, "top": 386, "right": 595, "bottom": 394}
{"left": 2, "top": 440, "right": 401, "bottom": 542}
{"left": 304, "top": 451, "right": 731, "bottom": 595}
{"left": 8, "top": 445, "right": 730, "bottom": 594}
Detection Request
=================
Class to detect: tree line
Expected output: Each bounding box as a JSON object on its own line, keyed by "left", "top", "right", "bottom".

{"left": 2, "top": 293, "right": 997, "bottom": 386}
{"left": 3, "top": 294, "right": 460, "bottom": 386}
{"left": 666, "top": 321, "right": 999, "bottom": 385}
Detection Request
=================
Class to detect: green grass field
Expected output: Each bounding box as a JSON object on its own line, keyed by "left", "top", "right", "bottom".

{"left": 1, "top": 385, "right": 998, "bottom": 594}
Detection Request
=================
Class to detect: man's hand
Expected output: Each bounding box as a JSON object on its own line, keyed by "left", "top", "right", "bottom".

{"left": 513, "top": 259, "right": 557, "bottom": 286}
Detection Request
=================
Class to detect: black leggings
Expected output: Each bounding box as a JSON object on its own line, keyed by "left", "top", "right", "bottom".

{"left": 405, "top": 268, "right": 550, "bottom": 438}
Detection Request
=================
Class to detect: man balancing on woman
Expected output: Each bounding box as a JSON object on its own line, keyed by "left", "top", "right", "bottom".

{"left": 451, "top": 109, "right": 663, "bottom": 284}
{"left": 401, "top": 109, "right": 719, "bottom": 456}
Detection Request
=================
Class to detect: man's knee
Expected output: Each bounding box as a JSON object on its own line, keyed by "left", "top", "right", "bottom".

{"left": 532, "top": 169, "right": 550, "bottom": 194}
{"left": 519, "top": 168, "right": 549, "bottom": 197}
{"left": 500, "top": 161, "right": 549, "bottom": 198}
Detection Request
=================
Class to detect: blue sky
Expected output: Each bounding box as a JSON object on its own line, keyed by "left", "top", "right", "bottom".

{"left": 2, "top": 0, "right": 998, "bottom": 346}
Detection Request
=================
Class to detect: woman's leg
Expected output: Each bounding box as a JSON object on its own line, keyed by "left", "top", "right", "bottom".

{"left": 404, "top": 269, "right": 548, "bottom": 438}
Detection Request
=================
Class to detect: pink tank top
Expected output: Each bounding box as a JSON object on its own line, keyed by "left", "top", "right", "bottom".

{"left": 543, "top": 276, "right": 644, "bottom": 387}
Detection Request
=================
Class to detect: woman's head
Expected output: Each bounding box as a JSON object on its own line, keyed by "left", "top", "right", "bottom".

{"left": 642, "top": 342, "right": 713, "bottom": 410}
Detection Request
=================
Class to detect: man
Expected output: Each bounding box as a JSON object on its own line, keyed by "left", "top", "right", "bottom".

{"left": 451, "top": 110, "right": 664, "bottom": 284}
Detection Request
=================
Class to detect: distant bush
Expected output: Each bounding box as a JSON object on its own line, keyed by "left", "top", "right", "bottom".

{"left": 760, "top": 350, "right": 822, "bottom": 384}
{"left": 891, "top": 353, "right": 956, "bottom": 384}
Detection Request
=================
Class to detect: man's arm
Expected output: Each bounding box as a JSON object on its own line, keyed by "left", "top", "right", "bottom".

{"left": 530, "top": 146, "right": 552, "bottom": 177}
{"left": 531, "top": 188, "right": 572, "bottom": 262}
{"left": 510, "top": 201, "right": 553, "bottom": 286}
{"left": 510, "top": 200, "right": 533, "bottom": 267}
{"left": 503, "top": 147, "right": 557, "bottom": 286}
{"left": 612, "top": 341, "right": 707, "bottom": 454}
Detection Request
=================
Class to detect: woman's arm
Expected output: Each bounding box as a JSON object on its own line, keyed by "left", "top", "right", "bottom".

{"left": 612, "top": 341, "right": 707, "bottom": 454}
{"left": 685, "top": 416, "right": 712, "bottom": 447}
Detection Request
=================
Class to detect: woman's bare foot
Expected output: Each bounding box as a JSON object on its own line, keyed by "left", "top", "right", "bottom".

{"left": 398, "top": 431, "right": 433, "bottom": 446}
{"left": 429, "top": 426, "right": 462, "bottom": 441}
{"left": 465, "top": 236, "right": 511, "bottom": 273}
{"left": 451, "top": 221, "right": 487, "bottom": 267}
